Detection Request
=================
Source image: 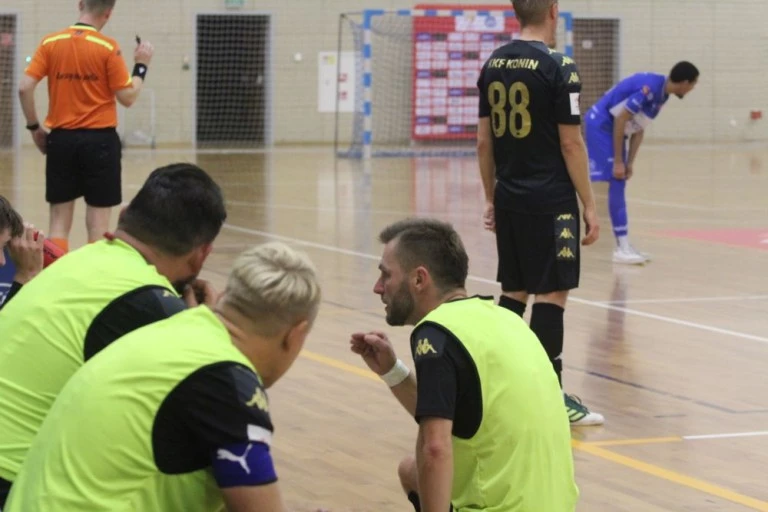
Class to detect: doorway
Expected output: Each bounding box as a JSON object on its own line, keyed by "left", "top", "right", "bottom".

{"left": 195, "top": 13, "right": 271, "bottom": 149}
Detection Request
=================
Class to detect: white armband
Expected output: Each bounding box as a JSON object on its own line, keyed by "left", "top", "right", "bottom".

{"left": 380, "top": 359, "right": 411, "bottom": 388}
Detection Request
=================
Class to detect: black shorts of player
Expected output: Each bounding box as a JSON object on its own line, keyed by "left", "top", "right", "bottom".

{"left": 45, "top": 127, "right": 122, "bottom": 207}
{"left": 494, "top": 208, "right": 580, "bottom": 294}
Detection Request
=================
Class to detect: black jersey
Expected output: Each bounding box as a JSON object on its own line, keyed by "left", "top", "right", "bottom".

{"left": 478, "top": 40, "right": 581, "bottom": 213}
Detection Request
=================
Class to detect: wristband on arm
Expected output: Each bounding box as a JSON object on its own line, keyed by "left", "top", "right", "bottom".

{"left": 132, "top": 63, "right": 148, "bottom": 81}
{"left": 380, "top": 359, "right": 411, "bottom": 387}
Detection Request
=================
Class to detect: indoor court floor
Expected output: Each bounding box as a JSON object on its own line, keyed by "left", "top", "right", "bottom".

{"left": 1, "top": 142, "right": 767, "bottom": 511}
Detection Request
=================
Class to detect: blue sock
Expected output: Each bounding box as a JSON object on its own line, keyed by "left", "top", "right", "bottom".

{"left": 608, "top": 178, "right": 628, "bottom": 243}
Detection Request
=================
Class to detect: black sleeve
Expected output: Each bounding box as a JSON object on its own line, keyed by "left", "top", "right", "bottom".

{"left": 152, "top": 362, "right": 276, "bottom": 485}
{"left": 411, "top": 323, "right": 459, "bottom": 423}
{"left": 554, "top": 53, "right": 583, "bottom": 125}
{"left": 0, "top": 281, "right": 23, "bottom": 311}
{"left": 477, "top": 62, "right": 491, "bottom": 118}
{"left": 83, "top": 285, "right": 187, "bottom": 360}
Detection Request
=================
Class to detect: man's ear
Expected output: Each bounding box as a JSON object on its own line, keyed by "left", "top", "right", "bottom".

{"left": 413, "top": 266, "right": 431, "bottom": 291}
{"left": 184, "top": 243, "right": 213, "bottom": 276}
{"left": 282, "top": 319, "right": 311, "bottom": 353}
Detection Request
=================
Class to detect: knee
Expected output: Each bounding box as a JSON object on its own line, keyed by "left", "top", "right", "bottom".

{"left": 398, "top": 455, "right": 418, "bottom": 493}
{"left": 534, "top": 292, "right": 569, "bottom": 309}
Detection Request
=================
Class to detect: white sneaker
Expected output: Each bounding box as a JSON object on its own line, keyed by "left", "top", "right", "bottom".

{"left": 613, "top": 246, "right": 646, "bottom": 265}
{"left": 565, "top": 394, "right": 605, "bottom": 426}
{"left": 632, "top": 245, "right": 652, "bottom": 262}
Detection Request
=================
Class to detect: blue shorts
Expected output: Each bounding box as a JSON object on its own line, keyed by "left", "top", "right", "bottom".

{"left": 585, "top": 113, "right": 627, "bottom": 182}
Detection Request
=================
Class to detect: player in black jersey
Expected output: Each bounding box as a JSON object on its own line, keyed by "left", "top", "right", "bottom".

{"left": 477, "top": 0, "right": 603, "bottom": 425}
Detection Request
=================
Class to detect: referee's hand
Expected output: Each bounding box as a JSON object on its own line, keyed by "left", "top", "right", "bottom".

{"left": 30, "top": 127, "right": 47, "bottom": 155}
{"left": 134, "top": 41, "right": 154, "bottom": 67}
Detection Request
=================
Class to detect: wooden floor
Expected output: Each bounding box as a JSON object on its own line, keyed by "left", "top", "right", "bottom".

{"left": 2, "top": 143, "right": 767, "bottom": 511}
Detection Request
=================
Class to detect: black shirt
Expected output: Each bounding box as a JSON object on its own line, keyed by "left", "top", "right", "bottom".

{"left": 152, "top": 361, "right": 275, "bottom": 483}
{"left": 83, "top": 285, "right": 187, "bottom": 360}
{"left": 411, "top": 317, "right": 483, "bottom": 439}
{"left": 477, "top": 40, "right": 581, "bottom": 213}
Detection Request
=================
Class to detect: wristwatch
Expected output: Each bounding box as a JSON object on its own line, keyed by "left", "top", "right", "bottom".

{"left": 26, "top": 122, "right": 40, "bottom": 131}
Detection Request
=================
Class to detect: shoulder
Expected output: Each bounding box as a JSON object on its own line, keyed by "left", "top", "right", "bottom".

{"left": 99, "top": 33, "right": 122, "bottom": 51}
{"left": 174, "top": 361, "right": 273, "bottom": 428}
{"left": 410, "top": 322, "right": 461, "bottom": 362}
{"left": 37, "top": 28, "right": 69, "bottom": 47}
{"left": 546, "top": 49, "right": 577, "bottom": 67}
{"left": 83, "top": 31, "right": 122, "bottom": 55}
{"left": 546, "top": 50, "right": 580, "bottom": 77}
{"left": 84, "top": 285, "right": 186, "bottom": 360}
{"left": 114, "top": 285, "right": 186, "bottom": 317}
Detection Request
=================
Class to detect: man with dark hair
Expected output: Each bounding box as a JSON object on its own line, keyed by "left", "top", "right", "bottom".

{"left": 586, "top": 61, "right": 699, "bottom": 264}
{"left": 477, "top": 0, "right": 603, "bottom": 425}
{"left": 0, "top": 163, "right": 226, "bottom": 507}
{"left": 351, "top": 218, "right": 578, "bottom": 512}
{"left": 0, "top": 196, "right": 43, "bottom": 309}
{"left": 19, "top": 0, "right": 154, "bottom": 253}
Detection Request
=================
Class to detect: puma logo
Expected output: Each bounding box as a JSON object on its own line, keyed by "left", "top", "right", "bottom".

{"left": 216, "top": 444, "right": 253, "bottom": 474}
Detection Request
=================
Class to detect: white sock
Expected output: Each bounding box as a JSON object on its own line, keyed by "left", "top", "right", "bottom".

{"left": 617, "top": 235, "right": 630, "bottom": 251}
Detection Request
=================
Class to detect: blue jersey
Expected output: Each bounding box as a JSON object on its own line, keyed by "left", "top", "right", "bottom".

{"left": 590, "top": 73, "right": 669, "bottom": 135}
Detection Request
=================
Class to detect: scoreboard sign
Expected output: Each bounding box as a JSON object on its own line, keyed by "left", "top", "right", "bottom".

{"left": 411, "top": 5, "right": 520, "bottom": 141}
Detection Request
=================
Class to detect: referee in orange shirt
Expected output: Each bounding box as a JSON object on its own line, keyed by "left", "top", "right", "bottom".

{"left": 18, "top": 0, "right": 154, "bottom": 253}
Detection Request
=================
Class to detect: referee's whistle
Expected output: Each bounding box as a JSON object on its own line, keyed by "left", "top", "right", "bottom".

{"left": 135, "top": 35, "right": 141, "bottom": 45}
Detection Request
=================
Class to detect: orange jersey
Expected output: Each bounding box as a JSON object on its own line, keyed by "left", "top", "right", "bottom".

{"left": 25, "top": 24, "right": 132, "bottom": 130}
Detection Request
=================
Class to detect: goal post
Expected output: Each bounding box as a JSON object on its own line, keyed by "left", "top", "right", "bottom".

{"left": 336, "top": 6, "right": 573, "bottom": 159}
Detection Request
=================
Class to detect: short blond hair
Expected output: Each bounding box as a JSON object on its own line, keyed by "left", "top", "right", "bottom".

{"left": 222, "top": 242, "right": 321, "bottom": 335}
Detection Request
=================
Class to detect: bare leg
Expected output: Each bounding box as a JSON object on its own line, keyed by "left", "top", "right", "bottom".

{"left": 85, "top": 205, "right": 112, "bottom": 243}
{"left": 48, "top": 201, "right": 75, "bottom": 251}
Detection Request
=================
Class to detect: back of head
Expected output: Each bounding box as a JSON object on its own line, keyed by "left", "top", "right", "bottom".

{"left": 117, "top": 163, "right": 227, "bottom": 256}
{"left": 670, "top": 61, "right": 699, "bottom": 83}
{"left": 0, "top": 195, "right": 23, "bottom": 238}
{"left": 379, "top": 218, "right": 469, "bottom": 292}
{"left": 83, "top": 0, "right": 116, "bottom": 15}
{"left": 222, "top": 242, "right": 322, "bottom": 336}
{"left": 512, "top": 0, "right": 557, "bottom": 27}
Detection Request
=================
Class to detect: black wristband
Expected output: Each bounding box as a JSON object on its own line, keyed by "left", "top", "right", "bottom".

{"left": 132, "top": 63, "right": 148, "bottom": 80}
{"left": 26, "top": 122, "right": 40, "bottom": 131}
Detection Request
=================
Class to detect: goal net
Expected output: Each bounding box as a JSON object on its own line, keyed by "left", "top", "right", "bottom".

{"left": 336, "top": 6, "right": 573, "bottom": 159}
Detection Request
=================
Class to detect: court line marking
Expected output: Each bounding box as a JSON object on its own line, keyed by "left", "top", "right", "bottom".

{"left": 684, "top": 430, "right": 768, "bottom": 441}
{"left": 301, "top": 350, "right": 380, "bottom": 382}
{"left": 593, "top": 193, "right": 767, "bottom": 213}
{"left": 296, "top": 350, "right": 768, "bottom": 510}
{"left": 222, "top": 224, "right": 768, "bottom": 346}
{"left": 586, "top": 437, "right": 681, "bottom": 447}
{"left": 588, "top": 431, "right": 768, "bottom": 447}
{"left": 227, "top": 197, "right": 762, "bottom": 220}
{"left": 571, "top": 440, "right": 768, "bottom": 511}
{"left": 598, "top": 294, "right": 768, "bottom": 305}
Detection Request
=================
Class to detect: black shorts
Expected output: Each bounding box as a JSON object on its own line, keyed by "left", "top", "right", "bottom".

{"left": 494, "top": 208, "right": 580, "bottom": 294}
{"left": 45, "top": 128, "right": 122, "bottom": 207}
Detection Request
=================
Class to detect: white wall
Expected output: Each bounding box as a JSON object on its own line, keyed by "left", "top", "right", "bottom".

{"left": 7, "top": 0, "right": 767, "bottom": 145}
